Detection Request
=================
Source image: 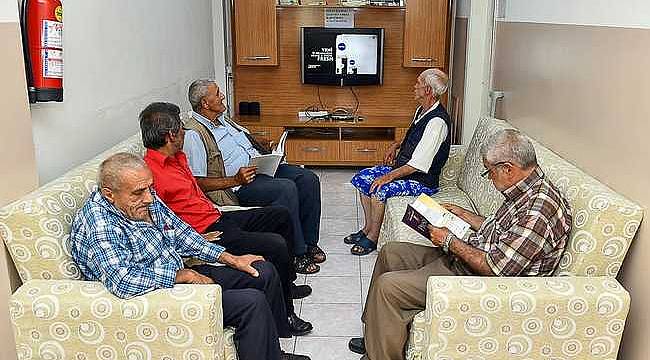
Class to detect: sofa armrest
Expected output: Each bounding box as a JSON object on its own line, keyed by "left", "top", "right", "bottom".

{"left": 439, "top": 145, "right": 467, "bottom": 187}
{"left": 407, "top": 276, "right": 629, "bottom": 360}
{"left": 10, "top": 279, "right": 226, "bottom": 360}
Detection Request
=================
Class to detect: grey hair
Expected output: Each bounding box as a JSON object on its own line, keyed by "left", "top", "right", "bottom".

{"left": 420, "top": 69, "right": 449, "bottom": 97}
{"left": 188, "top": 79, "right": 217, "bottom": 112}
{"left": 480, "top": 129, "right": 537, "bottom": 169}
{"left": 98, "top": 152, "right": 147, "bottom": 190}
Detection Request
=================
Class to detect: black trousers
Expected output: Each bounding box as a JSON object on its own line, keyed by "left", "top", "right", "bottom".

{"left": 236, "top": 164, "right": 321, "bottom": 256}
{"left": 206, "top": 205, "right": 298, "bottom": 314}
{"left": 192, "top": 261, "right": 289, "bottom": 360}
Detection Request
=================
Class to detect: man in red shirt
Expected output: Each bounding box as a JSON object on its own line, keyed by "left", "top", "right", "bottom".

{"left": 139, "top": 102, "right": 312, "bottom": 336}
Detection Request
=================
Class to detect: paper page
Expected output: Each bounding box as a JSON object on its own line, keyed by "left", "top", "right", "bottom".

{"left": 410, "top": 194, "right": 470, "bottom": 239}
{"left": 249, "top": 154, "right": 282, "bottom": 176}
{"left": 273, "top": 130, "right": 289, "bottom": 155}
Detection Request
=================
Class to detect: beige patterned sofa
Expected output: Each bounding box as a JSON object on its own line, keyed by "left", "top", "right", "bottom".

{"left": 378, "top": 117, "right": 644, "bottom": 359}
{"left": 1, "top": 134, "right": 239, "bottom": 360}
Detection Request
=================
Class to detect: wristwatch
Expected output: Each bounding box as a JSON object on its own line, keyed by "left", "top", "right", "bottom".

{"left": 442, "top": 233, "right": 455, "bottom": 253}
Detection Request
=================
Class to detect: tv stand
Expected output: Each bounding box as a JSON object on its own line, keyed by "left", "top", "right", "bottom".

{"left": 237, "top": 114, "right": 412, "bottom": 166}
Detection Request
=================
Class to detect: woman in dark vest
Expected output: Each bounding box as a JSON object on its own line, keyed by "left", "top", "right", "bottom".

{"left": 347, "top": 69, "right": 452, "bottom": 255}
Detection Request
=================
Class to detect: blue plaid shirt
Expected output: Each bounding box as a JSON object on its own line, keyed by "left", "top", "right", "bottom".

{"left": 70, "top": 190, "right": 225, "bottom": 299}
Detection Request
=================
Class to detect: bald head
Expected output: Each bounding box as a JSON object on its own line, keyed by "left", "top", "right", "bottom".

{"left": 98, "top": 152, "right": 148, "bottom": 191}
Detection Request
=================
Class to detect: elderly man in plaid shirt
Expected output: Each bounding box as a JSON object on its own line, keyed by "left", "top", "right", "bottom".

{"left": 349, "top": 129, "right": 572, "bottom": 360}
{"left": 70, "top": 152, "right": 310, "bottom": 360}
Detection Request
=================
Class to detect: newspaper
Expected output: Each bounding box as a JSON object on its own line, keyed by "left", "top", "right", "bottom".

{"left": 249, "top": 130, "right": 289, "bottom": 176}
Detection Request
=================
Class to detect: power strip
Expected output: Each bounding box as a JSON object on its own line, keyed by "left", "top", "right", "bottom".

{"left": 298, "top": 111, "right": 329, "bottom": 119}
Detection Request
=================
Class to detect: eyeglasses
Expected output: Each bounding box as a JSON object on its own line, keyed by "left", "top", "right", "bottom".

{"left": 481, "top": 161, "right": 508, "bottom": 178}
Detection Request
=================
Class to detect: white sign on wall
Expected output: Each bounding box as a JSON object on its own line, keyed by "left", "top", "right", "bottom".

{"left": 325, "top": 8, "right": 354, "bottom": 28}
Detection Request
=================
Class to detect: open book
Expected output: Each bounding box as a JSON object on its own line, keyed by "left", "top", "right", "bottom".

{"left": 401, "top": 194, "right": 471, "bottom": 241}
{"left": 249, "top": 130, "right": 289, "bottom": 176}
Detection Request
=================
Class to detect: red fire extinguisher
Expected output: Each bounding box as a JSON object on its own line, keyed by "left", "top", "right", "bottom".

{"left": 21, "top": 0, "right": 64, "bottom": 103}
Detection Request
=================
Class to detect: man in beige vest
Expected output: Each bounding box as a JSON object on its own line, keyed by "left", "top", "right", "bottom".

{"left": 183, "top": 80, "right": 325, "bottom": 275}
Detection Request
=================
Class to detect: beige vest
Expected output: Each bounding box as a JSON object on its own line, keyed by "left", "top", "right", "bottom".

{"left": 183, "top": 115, "right": 239, "bottom": 206}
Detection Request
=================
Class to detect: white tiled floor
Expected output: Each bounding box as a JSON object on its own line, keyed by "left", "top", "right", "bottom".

{"left": 282, "top": 168, "right": 378, "bottom": 360}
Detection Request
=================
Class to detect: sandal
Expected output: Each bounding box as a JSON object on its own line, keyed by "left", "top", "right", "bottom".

{"left": 344, "top": 230, "right": 366, "bottom": 245}
{"left": 350, "top": 235, "right": 377, "bottom": 256}
{"left": 307, "top": 245, "right": 327, "bottom": 264}
{"left": 294, "top": 254, "right": 320, "bottom": 274}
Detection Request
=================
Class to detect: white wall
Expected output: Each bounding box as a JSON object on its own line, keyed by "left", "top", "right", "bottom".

{"left": 30, "top": 0, "right": 218, "bottom": 183}
{"left": 212, "top": 0, "right": 227, "bottom": 90}
{"left": 501, "top": 0, "right": 650, "bottom": 28}
{"left": 461, "top": 0, "right": 494, "bottom": 144}
{"left": 0, "top": 0, "right": 18, "bottom": 22}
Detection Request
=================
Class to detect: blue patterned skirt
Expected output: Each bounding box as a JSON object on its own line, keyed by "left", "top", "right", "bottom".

{"left": 350, "top": 165, "right": 437, "bottom": 202}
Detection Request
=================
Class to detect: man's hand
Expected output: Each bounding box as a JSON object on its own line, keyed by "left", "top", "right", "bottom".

{"left": 235, "top": 166, "right": 257, "bottom": 185}
{"left": 427, "top": 224, "right": 451, "bottom": 247}
{"left": 442, "top": 203, "right": 466, "bottom": 217}
{"left": 218, "top": 252, "right": 265, "bottom": 277}
{"left": 383, "top": 143, "right": 399, "bottom": 166}
{"left": 441, "top": 203, "right": 485, "bottom": 231}
{"left": 175, "top": 269, "right": 214, "bottom": 284}
{"left": 369, "top": 173, "right": 393, "bottom": 194}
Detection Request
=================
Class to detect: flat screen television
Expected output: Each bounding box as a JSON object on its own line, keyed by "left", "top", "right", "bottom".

{"left": 301, "top": 27, "right": 384, "bottom": 86}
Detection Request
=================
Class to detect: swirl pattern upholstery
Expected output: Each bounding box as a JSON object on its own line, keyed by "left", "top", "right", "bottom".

{"left": 376, "top": 117, "right": 643, "bottom": 359}
{"left": 1, "top": 133, "right": 239, "bottom": 360}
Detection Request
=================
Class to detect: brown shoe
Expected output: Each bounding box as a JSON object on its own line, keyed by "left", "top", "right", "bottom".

{"left": 308, "top": 245, "right": 327, "bottom": 263}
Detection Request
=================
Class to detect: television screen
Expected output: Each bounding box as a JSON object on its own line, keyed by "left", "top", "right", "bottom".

{"left": 301, "top": 27, "right": 384, "bottom": 86}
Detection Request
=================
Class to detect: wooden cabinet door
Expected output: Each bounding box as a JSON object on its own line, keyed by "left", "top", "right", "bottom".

{"left": 234, "top": 0, "right": 278, "bottom": 66}
{"left": 403, "top": 0, "right": 449, "bottom": 68}
{"left": 286, "top": 140, "right": 340, "bottom": 164}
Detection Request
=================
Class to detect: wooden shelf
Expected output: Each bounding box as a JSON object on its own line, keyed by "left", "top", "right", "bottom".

{"left": 277, "top": 5, "right": 404, "bottom": 9}
{"left": 239, "top": 114, "right": 410, "bottom": 166}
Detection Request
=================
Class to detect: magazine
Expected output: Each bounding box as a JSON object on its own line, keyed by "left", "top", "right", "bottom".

{"left": 401, "top": 194, "right": 471, "bottom": 241}
{"left": 249, "top": 130, "right": 289, "bottom": 176}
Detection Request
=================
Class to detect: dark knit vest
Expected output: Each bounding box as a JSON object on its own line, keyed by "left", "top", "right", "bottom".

{"left": 394, "top": 104, "right": 451, "bottom": 189}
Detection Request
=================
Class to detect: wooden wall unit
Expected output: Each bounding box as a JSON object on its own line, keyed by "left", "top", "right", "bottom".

{"left": 234, "top": 0, "right": 278, "bottom": 66}
{"left": 233, "top": 3, "right": 452, "bottom": 165}
{"left": 403, "top": 0, "right": 449, "bottom": 68}
{"left": 234, "top": 6, "right": 431, "bottom": 117}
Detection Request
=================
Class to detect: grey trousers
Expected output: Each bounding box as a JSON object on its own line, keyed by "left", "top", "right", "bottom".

{"left": 361, "top": 242, "right": 460, "bottom": 360}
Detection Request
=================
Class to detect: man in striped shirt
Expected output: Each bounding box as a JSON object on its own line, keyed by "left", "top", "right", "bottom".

{"left": 350, "top": 129, "right": 572, "bottom": 360}
{"left": 70, "top": 153, "right": 310, "bottom": 360}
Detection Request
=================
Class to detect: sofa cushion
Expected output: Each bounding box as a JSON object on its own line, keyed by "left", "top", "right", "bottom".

{"left": 532, "top": 139, "right": 643, "bottom": 277}
{"left": 0, "top": 134, "right": 144, "bottom": 282}
{"left": 378, "top": 185, "right": 476, "bottom": 250}
{"left": 457, "top": 118, "right": 510, "bottom": 216}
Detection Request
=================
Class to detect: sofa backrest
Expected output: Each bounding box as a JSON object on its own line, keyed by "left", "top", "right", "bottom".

{"left": 0, "top": 134, "right": 144, "bottom": 282}
{"left": 458, "top": 117, "right": 644, "bottom": 277}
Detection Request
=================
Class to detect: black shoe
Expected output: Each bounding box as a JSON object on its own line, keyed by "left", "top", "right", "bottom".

{"left": 348, "top": 337, "right": 366, "bottom": 354}
{"left": 291, "top": 284, "right": 312, "bottom": 299}
{"left": 280, "top": 351, "right": 311, "bottom": 360}
{"left": 288, "top": 312, "right": 313, "bottom": 336}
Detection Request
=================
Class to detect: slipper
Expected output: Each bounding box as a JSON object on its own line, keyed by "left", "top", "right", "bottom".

{"left": 344, "top": 230, "right": 365, "bottom": 245}
{"left": 348, "top": 337, "right": 366, "bottom": 354}
{"left": 350, "top": 235, "right": 377, "bottom": 256}
{"left": 308, "top": 245, "right": 327, "bottom": 263}
{"left": 294, "top": 254, "right": 320, "bottom": 274}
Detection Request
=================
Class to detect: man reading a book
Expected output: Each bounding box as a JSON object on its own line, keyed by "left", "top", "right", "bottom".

{"left": 349, "top": 129, "right": 572, "bottom": 360}
{"left": 183, "top": 79, "right": 324, "bottom": 274}
{"left": 346, "top": 69, "right": 452, "bottom": 256}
